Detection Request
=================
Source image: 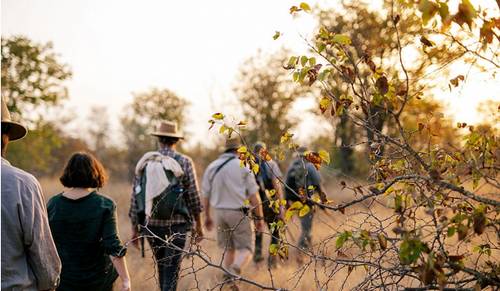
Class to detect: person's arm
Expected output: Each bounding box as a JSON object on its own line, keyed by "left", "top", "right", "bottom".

{"left": 182, "top": 158, "right": 204, "bottom": 242}
{"left": 110, "top": 256, "right": 131, "bottom": 291}
{"left": 102, "top": 203, "right": 130, "bottom": 290}
{"left": 249, "top": 192, "right": 264, "bottom": 232}
{"left": 200, "top": 167, "right": 214, "bottom": 232}
{"left": 21, "top": 178, "right": 61, "bottom": 291}
{"left": 244, "top": 169, "right": 264, "bottom": 231}
{"left": 203, "top": 197, "right": 213, "bottom": 231}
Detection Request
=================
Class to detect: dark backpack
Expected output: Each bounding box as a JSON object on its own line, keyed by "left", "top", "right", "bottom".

{"left": 254, "top": 158, "right": 275, "bottom": 202}
{"left": 135, "top": 158, "right": 189, "bottom": 226}
{"left": 285, "top": 158, "right": 309, "bottom": 202}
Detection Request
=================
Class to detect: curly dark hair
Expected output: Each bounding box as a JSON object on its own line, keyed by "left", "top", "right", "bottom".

{"left": 60, "top": 152, "right": 108, "bottom": 188}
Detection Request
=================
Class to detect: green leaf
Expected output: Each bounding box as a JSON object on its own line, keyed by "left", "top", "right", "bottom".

{"left": 447, "top": 226, "right": 456, "bottom": 237}
{"left": 272, "top": 31, "right": 281, "bottom": 40}
{"left": 308, "top": 57, "right": 316, "bottom": 66}
{"left": 300, "top": 56, "right": 308, "bottom": 66}
{"left": 332, "top": 34, "right": 351, "bottom": 45}
{"left": 336, "top": 231, "right": 351, "bottom": 249}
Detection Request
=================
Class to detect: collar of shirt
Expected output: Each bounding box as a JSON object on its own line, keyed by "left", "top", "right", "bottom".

{"left": 219, "top": 152, "right": 238, "bottom": 160}
{"left": 158, "top": 146, "right": 175, "bottom": 156}
{"left": 1, "top": 157, "right": 10, "bottom": 165}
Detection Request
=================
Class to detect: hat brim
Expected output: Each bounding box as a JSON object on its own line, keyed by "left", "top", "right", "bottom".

{"left": 2, "top": 121, "right": 27, "bottom": 141}
{"left": 150, "top": 132, "right": 184, "bottom": 139}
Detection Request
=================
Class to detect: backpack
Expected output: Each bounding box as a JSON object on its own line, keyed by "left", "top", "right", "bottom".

{"left": 285, "top": 158, "right": 309, "bottom": 202}
{"left": 135, "top": 158, "right": 189, "bottom": 226}
{"left": 254, "top": 158, "right": 275, "bottom": 202}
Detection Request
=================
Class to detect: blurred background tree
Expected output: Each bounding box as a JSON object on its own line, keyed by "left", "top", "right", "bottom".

{"left": 314, "top": 1, "right": 460, "bottom": 175}
{"left": 1, "top": 35, "right": 72, "bottom": 122}
{"left": 120, "top": 87, "right": 189, "bottom": 178}
{"left": 235, "top": 50, "right": 307, "bottom": 147}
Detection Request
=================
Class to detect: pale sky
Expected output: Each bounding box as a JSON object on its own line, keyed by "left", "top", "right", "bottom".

{"left": 2, "top": 0, "right": 498, "bottom": 148}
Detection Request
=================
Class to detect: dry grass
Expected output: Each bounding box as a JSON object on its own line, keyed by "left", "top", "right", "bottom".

{"left": 39, "top": 178, "right": 369, "bottom": 290}
{"left": 39, "top": 177, "right": 499, "bottom": 290}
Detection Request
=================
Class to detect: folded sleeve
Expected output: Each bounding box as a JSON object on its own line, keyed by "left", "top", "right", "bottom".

{"left": 182, "top": 157, "right": 203, "bottom": 216}
{"left": 20, "top": 178, "right": 61, "bottom": 290}
{"left": 128, "top": 176, "right": 140, "bottom": 226}
{"left": 102, "top": 203, "right": 127, "bottom": 257}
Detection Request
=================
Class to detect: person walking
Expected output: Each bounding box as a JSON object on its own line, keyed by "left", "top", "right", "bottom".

{"left": 284, "top": 147, "right": 323, "bottom": 251}
{"left": 129, "top": 121, "right": 204, "bottom": 291}
{"left": 1, "top": 99, "right": 62, "bottom": 291}
{"left": 251, "top": 142, "right": 285, "bottom": 267}
{"left": 47, "top": 152, "right": 131, "bottom": 291}
{"left": 201, "top": 138, "right": 264, "bottom": 281}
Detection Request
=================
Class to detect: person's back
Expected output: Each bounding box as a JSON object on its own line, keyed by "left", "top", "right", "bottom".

{"left": 284, "top": 150, "right": 323, "bottom": 251}
{"left": 47, "top": 192, "right": 124, "bottom": 290}
{"left": 1, "top": 159, "right": 61, "bottom": 290}
{"left": 203, "top": 152, "right": 255, "bottom": 209}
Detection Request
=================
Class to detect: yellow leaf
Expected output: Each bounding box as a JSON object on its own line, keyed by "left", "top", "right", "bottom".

{"left": 280, "top": 199, "right": 287, "bottom": 206}
{"left": 332, "top": 34, "right": 351, "bottom": 45}
{"left": 219, "top": 124, "right": 227, "bottom": 134}
{"left": 237, "top": 120, "right": 247, "bottom": 127}
{"left": 280, "top": 131, "right": 294, "bottom": 144}
{"left": 289, "top": 201, "right": 304, "bottom": 211}
{"left": 318, "top": 150, "right": 330, "bottom": 164}
{"left": 269, "top": 244, "right": 279, "bottom": 255}
{"left": 299, "top": 205, "right": 311, "bottom": 217}
{"left": 252, "top": 163, "right": 259, "bottom": 174}
{"left": 285, "top": 209, "right": 297, "bottom": 221}
{"left": 244, "top": 199, "right": 250, "bottom": 206}
{"left": 237, "top": 146, "right": 247, "bottom": 154}
{"left": 311, "top": 194, "right": 321, "bottom": 203}
{"left": 319, "top": 97, "right": 331, "bottom": 114}
{"left": 299, "top": 2, "right": 311, "bottom": 12}
{"left": 212, "top": 113, "right": 224, "bottom": 120}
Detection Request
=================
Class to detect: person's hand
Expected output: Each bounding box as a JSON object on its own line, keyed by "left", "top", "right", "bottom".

{"left": 130, "top": 226, "right": 139, "bottom": 249}
{"left": 121, "top": 279, "right": 131, "bottom": 291}
{"left": 255, "top": 219, "right": 264, "bottom": 232}
{"left": 194, "top": 225, "right": 204, "bottom": 244}
{"left": 205, "top": 216, "right": 214, "bottom": 232}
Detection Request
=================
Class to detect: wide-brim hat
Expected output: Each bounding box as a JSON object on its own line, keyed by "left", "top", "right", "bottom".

{"left": 150, "top": 121, "right": 184, "bottom": 139}
{"left": 1, "top": 99, "right": 27, "bottom": 141}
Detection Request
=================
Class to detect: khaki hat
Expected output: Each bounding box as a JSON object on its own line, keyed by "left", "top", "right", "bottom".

{"left": 225, "top": 138, "right": 241, "bottom": 150}
{"left": 150, "top": 121, "right": 184, "bottom": 139}
{"left": 1, "top": 99, "right": 27, "bottom": 141}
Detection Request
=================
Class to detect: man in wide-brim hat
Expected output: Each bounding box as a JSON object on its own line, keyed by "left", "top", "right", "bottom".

{"left": 129, "top": 120, "right": 204, "bottom": 291}
{"left": 1, "top": 99, "right": 62, "bottom": 290}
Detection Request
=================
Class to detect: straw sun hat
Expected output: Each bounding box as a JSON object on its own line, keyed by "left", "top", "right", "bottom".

{"left": 1, "top": 99, "right": 27, "bottom": 141}
{"left": 150, "top": 121, "right": 184, "bottom": 139}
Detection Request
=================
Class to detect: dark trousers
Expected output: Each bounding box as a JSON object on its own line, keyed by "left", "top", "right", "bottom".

{"left": 254, "top": 214, "right": 280, "bottom": 259}
{"left": 147, "top": 224, "right": 188, "bottom": 291}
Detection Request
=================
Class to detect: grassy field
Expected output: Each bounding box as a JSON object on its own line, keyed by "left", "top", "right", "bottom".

{"left": 40, "top": 177, "right": 369, "bottom": 290}
{"left": 39, "top": 177, "right": 499, "bottom": 290}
